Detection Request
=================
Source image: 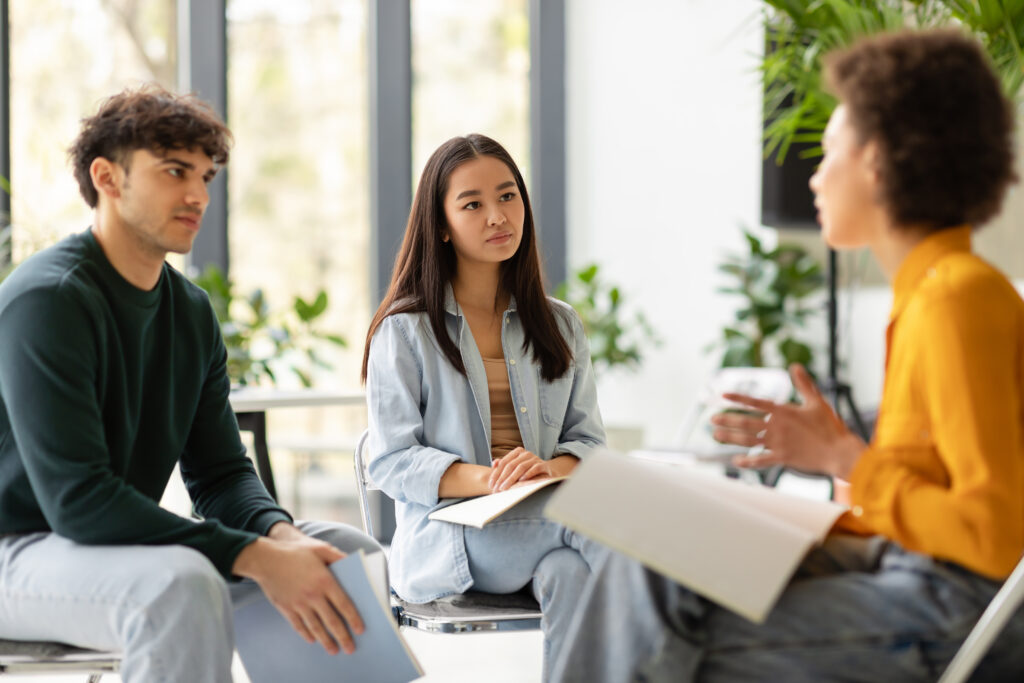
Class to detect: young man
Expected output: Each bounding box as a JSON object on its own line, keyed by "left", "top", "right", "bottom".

{"left": 551, "top": 29, "right": 1024, "bottom": 682}
{"left": 0, "top": 86, "right": 381, "bottom": 682}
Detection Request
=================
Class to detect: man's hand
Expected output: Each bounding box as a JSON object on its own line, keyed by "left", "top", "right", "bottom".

{"left": 488, "top": 448, "right": 578, "bottom": 491}
{"left": 232, "top": 523, "right": 364, "bottom": 655}
{"left": 709, "top": 364, "right": 866, "bottom": 479}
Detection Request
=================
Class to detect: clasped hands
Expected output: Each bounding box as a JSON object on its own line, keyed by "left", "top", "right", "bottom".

{"left": 488, "top": 447, "right": 578, "bottom": 492}
{"left": 709, "top": 364, "right": 866, "bottom": 480}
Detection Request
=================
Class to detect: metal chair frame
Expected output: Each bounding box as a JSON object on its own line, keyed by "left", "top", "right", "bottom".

{"left": 938, "top": 552, "right": 1024, "bottom": 683}
{"left": 0, "top": 639, "right": 119, "bottom": 681}
{"left": 352, "top": 430, "right": 542, "bottom": 633}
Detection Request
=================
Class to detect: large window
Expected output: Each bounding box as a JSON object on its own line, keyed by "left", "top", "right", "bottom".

{"left": 227, "top": 0, "right": 369, "bottom": 392}
{"left": 9, "top": 0, "right": 177, "bottom": 261}
{"left": 411, "top": 0, "right": 530, "bottom": 184}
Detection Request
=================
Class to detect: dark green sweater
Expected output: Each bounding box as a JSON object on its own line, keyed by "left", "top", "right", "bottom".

{"left": 0, "top": 230, "right": 291, "bottom": 577}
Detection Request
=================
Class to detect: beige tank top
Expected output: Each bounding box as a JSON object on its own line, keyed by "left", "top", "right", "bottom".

{"left": 481, "top": 356, "right": 524, "bottom": 461}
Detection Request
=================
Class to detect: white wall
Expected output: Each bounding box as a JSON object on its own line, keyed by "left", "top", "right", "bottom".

{"left": 566, "top": 0, "right": 769, "bottom": 445}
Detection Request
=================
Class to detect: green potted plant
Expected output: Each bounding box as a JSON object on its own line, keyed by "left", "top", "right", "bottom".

{"left": 0, "top": 224, "right": 13, "bottom": 284}
{"left": 191, "top": 265, "right": 346, "bottom": 388}
{"left": 555, "top": 263, "right": 659, "bottom": 377}
{"left": 714, "top": 229, "right": 824, "bottom": 370}
{"left": 762, "top": 0, "right": 1024, "bottom": 163}
{"left": 556, "top": 263, "right": 659, "bottom": 450}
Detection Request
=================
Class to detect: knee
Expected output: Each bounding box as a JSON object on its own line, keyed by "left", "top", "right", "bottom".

{"left": 133, "top": 547, "right": 229, "bottom": 626}
{"left": 534, "top": 548, "right": 591, "bottom": 602}
{"left": 298, "top": 520, "right": 384, "bottom": 556}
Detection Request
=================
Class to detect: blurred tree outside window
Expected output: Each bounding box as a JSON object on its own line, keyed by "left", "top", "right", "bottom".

{"left": 9, "top": 0, "right": 180, "bottom": 268}
{"left": 226, "top": 0, "right": 370, "bottom": 524}
{"left": 411, "top": 0, "right": 530, "bottom": 186}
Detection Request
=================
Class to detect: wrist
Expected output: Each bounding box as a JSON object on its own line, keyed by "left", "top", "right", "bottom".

{"left": 832, "top": 433, "right": 867, "bottom": 480}
{"left": 267, "top": 521, "right": 303, "bottom": 541}
{"left": 551, "top": 454, "right": 580, "bottom": 476}
{"left": 232, "top": 536, "right": 271, "bottom": 580}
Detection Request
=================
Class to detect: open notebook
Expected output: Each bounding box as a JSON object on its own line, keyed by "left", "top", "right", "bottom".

{"left": 234, "top": 550, "right": 422, "bottom": 683}
{"left": 545, "top": 451, "right": 845, "bottom": 623}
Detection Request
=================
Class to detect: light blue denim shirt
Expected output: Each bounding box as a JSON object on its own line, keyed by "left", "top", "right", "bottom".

{"left": 365, "top": 289, "right": 605, "bottom": 602}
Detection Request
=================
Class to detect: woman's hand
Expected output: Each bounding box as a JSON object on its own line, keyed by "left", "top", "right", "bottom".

{"left": 489, "top": 448, "right": 578, "bottom": 491}
{"left": 709, "top": 364, "right": 866, "bottom": 479}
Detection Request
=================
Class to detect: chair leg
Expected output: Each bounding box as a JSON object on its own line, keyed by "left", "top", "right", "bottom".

{"left": 86, "top": 675, "right": 103, "bottom": 683}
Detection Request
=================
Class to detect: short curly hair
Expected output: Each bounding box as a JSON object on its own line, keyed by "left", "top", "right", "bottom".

{"left": 824, "top": 29, "right": 1017, "bottom": 230}
{"left": 68, "top": 85, "right": 232, "bottom": 208}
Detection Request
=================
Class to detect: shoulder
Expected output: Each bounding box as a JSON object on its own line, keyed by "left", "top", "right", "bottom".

{"left": 909, "top": 252, "right": 1024, "bottom": 332}
{"left": 546, "top": 296, "right": 584, "bottom": 337}
{"left": 0, "top": 234, "right": 104, "bottom": 323}
{"left": 165, "top": 263, "right": 216, "bottom": 314}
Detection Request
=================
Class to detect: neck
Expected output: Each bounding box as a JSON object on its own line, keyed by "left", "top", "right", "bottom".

{"left": 868, "top": 218, "right": 932, "bottom": 282}
{"left": 452, "top": 261, "right": 506, "bottom": 313}
{"left": 91, "top": 206, "right": 165, "bottom": 290}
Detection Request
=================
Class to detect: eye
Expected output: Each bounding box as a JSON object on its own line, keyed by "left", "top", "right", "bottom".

{"left": 168, "top": 167, "right": 184, "bottom": 178}
{"left": 462, "top": 201, "right": 481, "bottom": 210}
{"left": 499, "top": 192, "right": 516, "bottom": 202}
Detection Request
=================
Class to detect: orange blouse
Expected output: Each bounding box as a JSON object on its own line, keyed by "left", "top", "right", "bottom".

{"left": 835, "top": 226, "right": 1024, "bottom": 579}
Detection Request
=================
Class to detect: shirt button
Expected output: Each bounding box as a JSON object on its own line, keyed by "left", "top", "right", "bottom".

{"left": 520, "top": 406, "right": 527, "bottom": 413}
{"left": 852, "top": 505, "right": 864, "bottom": 517}
{"left": 509, "top": 359, "right": 516, "bottom": 365}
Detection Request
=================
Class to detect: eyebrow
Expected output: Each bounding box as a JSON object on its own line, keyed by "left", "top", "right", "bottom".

{"left": 455, "top": 181, "right": 517, "bottom": 201}
{"left": 161, "top": 156, "right": 218, "bottom": 181}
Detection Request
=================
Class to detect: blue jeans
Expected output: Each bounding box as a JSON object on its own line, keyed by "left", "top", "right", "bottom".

{"left": 462, "top": 487, "right": 610, "bottom": 681}
{"left": 550, "top": 535, "right": 1024, "bottom": 682}
{"left": 0, "top": 520, "right": 382, "bottom": 683}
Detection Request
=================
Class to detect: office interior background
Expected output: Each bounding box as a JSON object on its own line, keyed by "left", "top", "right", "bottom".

{"left": 3, "top": 0, "right": 1024, "bottom": 527}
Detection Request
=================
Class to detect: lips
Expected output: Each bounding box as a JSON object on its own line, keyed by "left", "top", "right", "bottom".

{"left": 487, "top": 231, "right": 513, "bottom": 244}
{"left": 175, "top": 214, "right": 202, "bottom": 231}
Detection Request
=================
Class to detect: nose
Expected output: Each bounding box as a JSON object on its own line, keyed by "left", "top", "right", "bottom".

{"left": 185, "top": 177, "right": 210, "bottom": 211}
{"left": 809, "top": 166, "right": 821, "bottom": 196}
{"left": 488, "top": 207, "right": 507, "bottom": 226}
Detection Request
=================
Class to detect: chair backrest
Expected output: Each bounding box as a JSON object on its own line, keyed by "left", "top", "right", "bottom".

{"left": 938, "top": 553, "right": 1024, "bottom": 683}
{"left": 352, "top": 429, "right": 377, "bottom": 538}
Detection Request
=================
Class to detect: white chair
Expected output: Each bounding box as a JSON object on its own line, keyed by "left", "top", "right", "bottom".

{"left": 0, "top": 639, "right": 119, "bottom": 681}
{"left": 938, "top": 553, "right": 1024, "bottom": 683}
{"left": 352, "top": 430, "right": 542, "bottom": 633}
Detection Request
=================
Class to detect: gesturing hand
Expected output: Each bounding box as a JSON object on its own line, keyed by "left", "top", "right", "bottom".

{"left": 488, "top": 448, "right": 578, "bottom": 491}
{"left": 709, "top": 364, "right": 866, "bottom": 479}
{"left": 232, "top": 524, "right": 364, "bottom": 655}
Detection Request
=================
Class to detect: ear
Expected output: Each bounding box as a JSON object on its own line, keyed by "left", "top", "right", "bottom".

{"left": 441, "top": 232, "right": 450, "bottom": 243}
{"left": 860, "top": 139, "right": 882, "bottom": 187}
{"left": 89, "top": 157, "right": 123, "bottom": 202}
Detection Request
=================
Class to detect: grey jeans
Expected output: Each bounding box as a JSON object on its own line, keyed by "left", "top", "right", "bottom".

{"left": 462, "top": 487, "right": 612, "bottom": 681}
{"left": 0, "top": 520, "right": 382, "bottom": 683}
{"left": 550, "top": 535, "right": 1024, "bottom": 682}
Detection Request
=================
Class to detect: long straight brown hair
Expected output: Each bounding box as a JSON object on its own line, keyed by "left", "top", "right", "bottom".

{"left": 361, "top": 134, "right": 571, "bottom": 383}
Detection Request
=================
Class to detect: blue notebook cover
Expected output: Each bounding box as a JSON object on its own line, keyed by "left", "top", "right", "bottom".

{"left": 234, "top": 550, "right": 422, "bottom": 683}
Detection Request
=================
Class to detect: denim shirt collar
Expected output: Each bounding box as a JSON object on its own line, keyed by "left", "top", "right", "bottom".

{"left": 442, "top": 284, "right": 518, "bottom": 318}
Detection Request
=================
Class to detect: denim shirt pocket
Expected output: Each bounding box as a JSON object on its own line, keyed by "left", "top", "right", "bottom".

{"left": 539, "top": 363, "right": 575, "bottom": 429}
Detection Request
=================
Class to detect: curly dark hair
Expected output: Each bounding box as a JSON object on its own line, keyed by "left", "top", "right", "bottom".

{"left": 824, "top": 29, "right": 1017, "bottom": 230}
{"left": 68, "top": 84, "right": 232, "bottom": 208}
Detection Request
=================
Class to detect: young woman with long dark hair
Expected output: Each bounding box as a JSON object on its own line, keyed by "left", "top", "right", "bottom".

{"left": 362, "top": 134, "right": 607, "bottom": 679}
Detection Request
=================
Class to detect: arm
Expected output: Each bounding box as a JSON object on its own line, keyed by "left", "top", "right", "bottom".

{"left": 179, "top": 306, "right": 291, "bottom": 535}
{"left": 365, "top": 316, "right": 464, "bottom": 505}
{"left": 553, "top": 306, "right": 606, "bottom": 458}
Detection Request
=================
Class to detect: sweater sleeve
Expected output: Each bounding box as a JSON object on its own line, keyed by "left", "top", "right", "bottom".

{"left": 179, "top": 301, "right": 293, "bottom": 542}
{"left": 0, "top": 288, "right": 279, "bottom": 578}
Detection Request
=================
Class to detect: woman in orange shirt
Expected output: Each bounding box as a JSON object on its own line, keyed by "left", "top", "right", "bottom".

{"left": 551, "top": 28, "right": 1024, "bottom": 682}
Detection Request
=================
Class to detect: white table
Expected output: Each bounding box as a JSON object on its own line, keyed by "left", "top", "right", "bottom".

{"left": 229, "top": 388, "right": 365, "bottom": 500}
